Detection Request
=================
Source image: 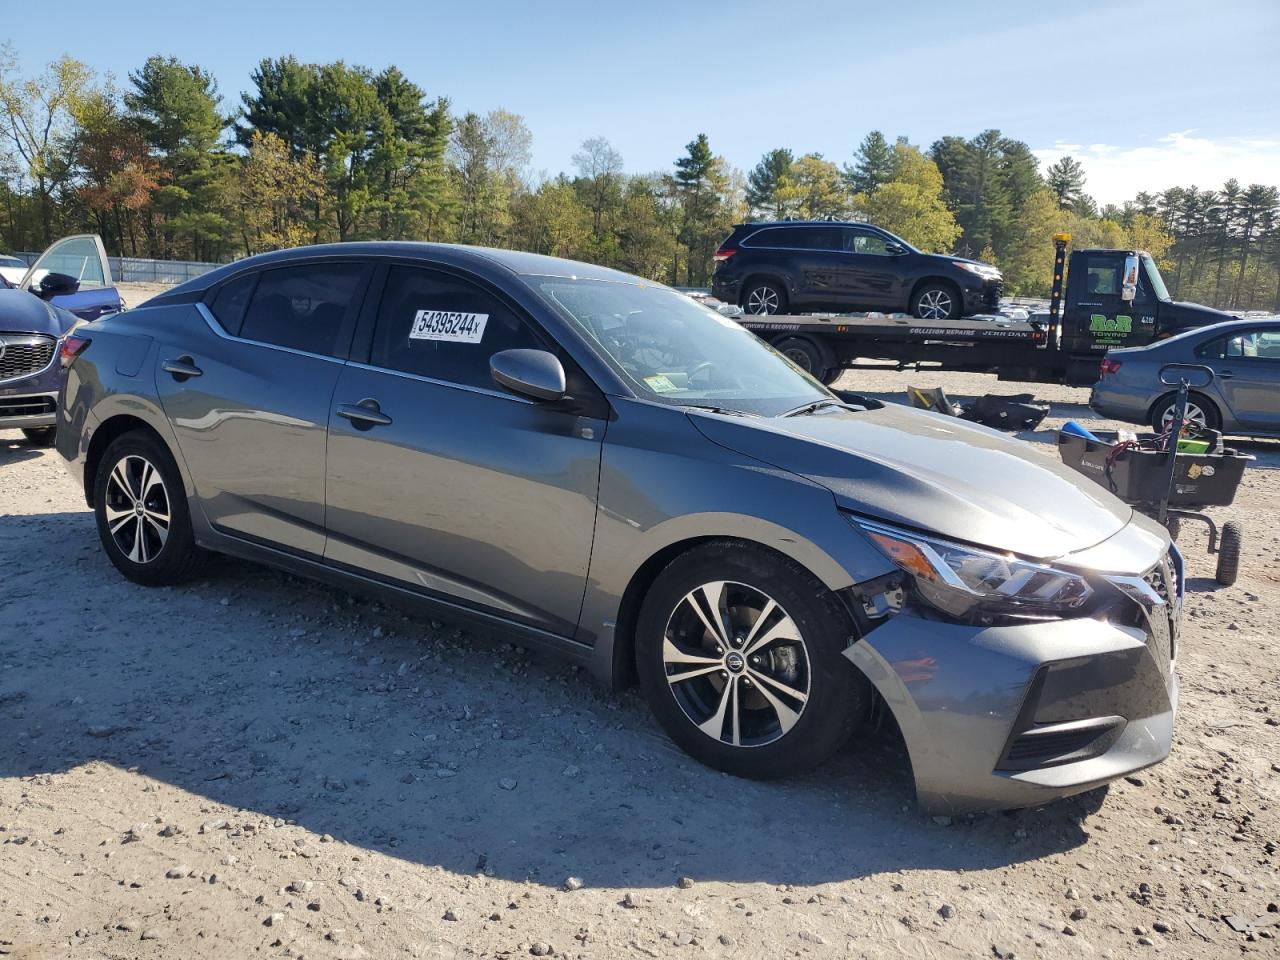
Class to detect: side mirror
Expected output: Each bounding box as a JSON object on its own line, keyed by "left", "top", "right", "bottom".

{"left": 885, "top": 242, "right": 906, "bottom": 256}
{"left": 1120, "top": 254, "right": 1139, "bottom": 302}
{"left": 1159, "top": 363, "right": 1214, "bottom": 388}
{"left": 490, "top": 348, "right": 566, "bottom": 402}
{"left": 37, "top": 272, "right": 80, "bottom": 300}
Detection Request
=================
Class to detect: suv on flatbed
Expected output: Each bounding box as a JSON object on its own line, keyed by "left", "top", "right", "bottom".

{"left": 711, "top": 220, "right": 1003, "bottom": 319}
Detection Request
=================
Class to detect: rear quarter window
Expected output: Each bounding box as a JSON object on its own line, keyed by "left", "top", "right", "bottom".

{"left": 207, "top": 272, "right": 259, "bottom": 335}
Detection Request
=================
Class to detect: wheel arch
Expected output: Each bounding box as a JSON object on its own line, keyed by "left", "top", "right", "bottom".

{"left": 770, "top": 334, "right": 836, "bottom": 376}
{"left": 594, "top": 532, "right": 874, "bottom": 693}
{"left": 84, "top": 414, "right": 175, "bottom": 508}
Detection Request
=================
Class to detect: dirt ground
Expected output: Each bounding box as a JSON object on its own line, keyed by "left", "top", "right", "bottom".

{"left": 1, "top": 366, "right": 1278, "bottom": 960}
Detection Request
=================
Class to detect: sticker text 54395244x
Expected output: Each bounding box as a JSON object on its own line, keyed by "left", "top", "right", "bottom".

{"left": 409, "top": 310, "right": 489, "bottom": 344}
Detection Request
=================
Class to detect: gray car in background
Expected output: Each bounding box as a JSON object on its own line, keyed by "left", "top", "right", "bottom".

{"left": 1091, "top": 318, "right": 1280, "bottom": 436}
{"left": 56, "top": 243, "right": 1181, "bottom": 814}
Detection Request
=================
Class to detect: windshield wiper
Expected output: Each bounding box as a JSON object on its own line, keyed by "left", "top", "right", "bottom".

{"left": 782, "top": 398, "right": 844, "bottom": 417}
{"left": 681, "top": 403, "right": 756, "bottom": 417}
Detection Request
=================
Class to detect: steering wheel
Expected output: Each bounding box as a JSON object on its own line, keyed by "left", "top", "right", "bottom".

{"left": 688, "top": 360, "right": 717, "bottom": 384}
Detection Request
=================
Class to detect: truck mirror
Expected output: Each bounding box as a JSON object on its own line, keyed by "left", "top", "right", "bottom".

{"left": 1121, "top": 254, "right": 1139, "bottom": 302}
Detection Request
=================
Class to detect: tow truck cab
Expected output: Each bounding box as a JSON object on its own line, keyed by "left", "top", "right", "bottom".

{"left": 1052, "top": 243, "right": 1237, "bottom": 384}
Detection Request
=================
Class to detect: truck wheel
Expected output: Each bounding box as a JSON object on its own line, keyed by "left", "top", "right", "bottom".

{"left": 1215, "top": 521, "right": 1242, "bottom": 586}
{"left": 1151, "top": 393, "right": 1221, "bottom": 433}
{"left": 774, "top": 337, "right": 831, "bottom": 382}
{"left": 911, "top": 282, "right": 960, "bottom": 320}
{"left": 743, "top": 279, "right": 787, "bottom": 315}
{"left": 21, "top": 427, "right": 56, "bottom": 447}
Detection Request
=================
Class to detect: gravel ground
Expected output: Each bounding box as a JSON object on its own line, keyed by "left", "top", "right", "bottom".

{"left": 1, "top": 367, "right": 1277, "bottom": 959}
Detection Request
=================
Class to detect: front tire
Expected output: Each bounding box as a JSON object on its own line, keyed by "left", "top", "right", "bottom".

{"left": 21, "top": 427, "right": 55, "bottom": 447}
{"left": 911, "top": 282, "right": 960, "bottom": 320}
{"left": 635, "top": 541, "right": 866, "bottom": 779}
{"left": 94, "top": 430, "right": 205, "bottom": 586}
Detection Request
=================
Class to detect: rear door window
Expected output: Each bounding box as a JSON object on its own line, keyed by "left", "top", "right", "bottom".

{"left": 370, "top": 265, "right": 546, "bottom": 391}
{"left": 239, "top": 262, "right": 367, "bottom": 357}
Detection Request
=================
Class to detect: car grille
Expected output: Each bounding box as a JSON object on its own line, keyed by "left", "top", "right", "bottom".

{"left": 0, "top": 395, "right": 55, "bottom": 418}
{"left": 0, "top": 334, "right": 56, "bottom": 382}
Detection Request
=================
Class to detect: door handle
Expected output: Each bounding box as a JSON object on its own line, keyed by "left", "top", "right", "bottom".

{"left": 162, "top": 356, "right": 203, "bottom": 380}
{"left": 336, "top": 399, "right": 392, "bottom": 429}
{"left": 1217, "top": 370, "right": 1234, "bottom": 380}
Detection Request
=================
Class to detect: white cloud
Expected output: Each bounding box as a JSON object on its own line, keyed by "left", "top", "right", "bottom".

{"left": 1033, "top": 132, "right": 1280, "bottom": 207}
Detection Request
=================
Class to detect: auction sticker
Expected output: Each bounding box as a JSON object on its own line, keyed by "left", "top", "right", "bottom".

{"left": 410, "top": 310, "right": 488, "bottom": 343}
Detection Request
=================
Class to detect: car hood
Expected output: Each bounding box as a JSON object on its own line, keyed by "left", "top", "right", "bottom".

{"left": 689, "top": 403, "right": 1131, "bottom": 560}
{"left": 0, "top": 287, "right": 77, "bottom": 337}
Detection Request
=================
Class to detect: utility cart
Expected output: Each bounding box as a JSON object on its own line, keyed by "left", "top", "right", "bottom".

{"left": 1057, "top": 365, "right": 1253, "bottom": 585}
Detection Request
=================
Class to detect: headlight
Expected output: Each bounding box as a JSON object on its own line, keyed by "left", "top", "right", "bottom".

{"left": 954, "top": 261, "right": 1001, "bottom": 279}
{"left": 854, "top": 518, "right": 1092, "bottom": 619}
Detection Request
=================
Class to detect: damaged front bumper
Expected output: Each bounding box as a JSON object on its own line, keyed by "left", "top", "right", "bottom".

{"left": 846, "top": 544, "right": 1181, "bottom": 815}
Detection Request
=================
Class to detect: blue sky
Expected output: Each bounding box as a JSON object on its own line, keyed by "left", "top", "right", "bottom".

{"left": 8, "top": 0, "right": 1279, "bottom": 204}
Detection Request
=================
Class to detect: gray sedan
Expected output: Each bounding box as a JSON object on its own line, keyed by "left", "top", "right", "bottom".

{"left": 1091, "top": 318, "right": 1280, "bottom": 436}
{"left": 56, "top": 243, "right": 1180, "bottom": 814}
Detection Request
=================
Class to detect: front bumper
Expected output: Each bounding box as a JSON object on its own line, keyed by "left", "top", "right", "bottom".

{"left": 847, "top": 547, "right": 1180, "bottom": 814}
{"left": 961, "top": 277, "right": 1003, "bottom": 315}
{"left": 0, "top": 357, "right": 61, "bottom": 429}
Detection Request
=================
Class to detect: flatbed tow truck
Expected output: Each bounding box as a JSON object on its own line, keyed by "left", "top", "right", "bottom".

{"left": 737, "top": 235, "right": 1238, "bottom": 386}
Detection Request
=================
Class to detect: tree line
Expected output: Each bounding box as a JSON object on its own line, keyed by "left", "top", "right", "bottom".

{"left": 2, "top": 46, "right": 1278, "bottom": 310}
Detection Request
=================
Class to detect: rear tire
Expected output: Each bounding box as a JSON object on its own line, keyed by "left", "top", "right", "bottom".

{"left": 774, "top": 336, "right": 832, "bottom": 383}
{"left": 21, "top": 426, "right": 55, "bottom": 447}
{"left": 635, "top": 541, "right": 866, "bottom": 779}
{"left": 1150, "top": 392, "right": 1221, "bottom": 433}
{"left": 911, "top": 282, "right": 961, "bottom": 320}
{"left": 1215, "top": 521, "right": 1242, "bottom": 586}
{"left": 94, "top": 430, "right": 205, "bottom": 586}
{"left": 742, "top": 279, "right": 788, "bottom": 315}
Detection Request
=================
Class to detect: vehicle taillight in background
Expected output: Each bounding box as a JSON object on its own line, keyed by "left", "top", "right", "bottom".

{"left": 59, "top": 334, "right": 91, "bottom": 369}
{"left": 712, "top": 246, "right": 737, "bottom": 263}
{"left": 1099, "top": 357, "right": 1122, "bottom": 377}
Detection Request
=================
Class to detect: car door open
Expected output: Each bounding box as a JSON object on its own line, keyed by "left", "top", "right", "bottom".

{"left": 19, "top": 234, "right": 122, "bottom": 321}
{"left": 323, "top": 263, "right": 607, "bottom": 639}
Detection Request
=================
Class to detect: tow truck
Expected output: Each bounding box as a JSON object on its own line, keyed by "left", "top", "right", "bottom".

{"left": 737, "top": 235, "right": 1238, "bottom": 386}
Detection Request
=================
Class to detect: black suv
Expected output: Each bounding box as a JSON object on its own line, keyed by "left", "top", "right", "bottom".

{"left": 711, "top": 221, "right": 1003, "bottom": 319}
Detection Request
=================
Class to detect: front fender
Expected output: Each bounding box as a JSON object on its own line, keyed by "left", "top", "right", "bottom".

{"left": 579, "top": 399, "right": 894, "bottom": 684}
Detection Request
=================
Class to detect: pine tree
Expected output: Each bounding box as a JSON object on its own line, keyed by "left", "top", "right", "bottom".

{"left": 844, "top": 131, "right": 892, "bottom": 195}
{"left": 744, "top": 148, "right": 793, "bottom": 219}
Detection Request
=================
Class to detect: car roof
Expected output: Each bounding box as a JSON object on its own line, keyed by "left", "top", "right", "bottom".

{"left": 1154, "top": 315, "right": 1280, "bottom": 347}
{"left": 150, "top": 242, "right": 644, "bottom": 304}
{"left": 736, "top": 220, "right": 871, "bottom": 228}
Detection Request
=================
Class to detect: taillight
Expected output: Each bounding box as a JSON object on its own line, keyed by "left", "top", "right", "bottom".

{"left": 59, "top": 334, "right": 91, "bottom": 369}
{"left": 1099, "top": 357, "right": 1122, "bottom": 376}
{"left": 712, "top": 247, "right": 737, "bottom": 262}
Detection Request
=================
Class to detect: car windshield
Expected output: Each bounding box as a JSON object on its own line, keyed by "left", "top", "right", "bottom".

{"left": 1142, "top": 256, "right": 1170, "bottom": 301}
{"left": 537, "top": 277, "right": 831, "bottom": 416}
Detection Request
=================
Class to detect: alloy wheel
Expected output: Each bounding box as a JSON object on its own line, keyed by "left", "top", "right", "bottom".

{"left": 917, "top": 289, "right": 953, "bottom": 320}
{"left": 746, "top": 286, "right": 780, "bottom": 315}
{"left": 104, "top": 454, "right": 171, "bottom": 564}
{"left": 1161, "top": 401, "right": 1207, "bottom": 431}
{"left": 662, "top": 580, "right": 810, "bottom": 747}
